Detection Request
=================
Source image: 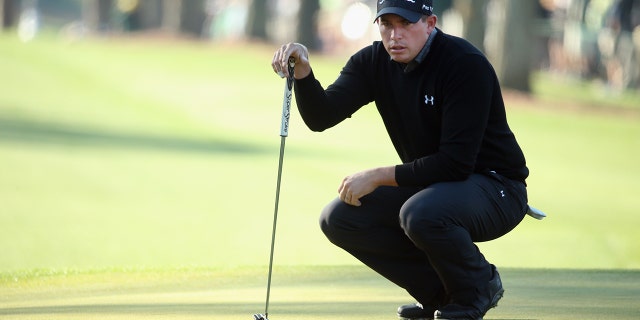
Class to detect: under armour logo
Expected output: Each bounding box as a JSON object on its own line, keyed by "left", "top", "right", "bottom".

{"left": 424, "top": 95, "right": 435, "bottom": 106}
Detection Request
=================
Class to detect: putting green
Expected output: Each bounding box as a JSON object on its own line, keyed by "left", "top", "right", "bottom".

{"left": 1, "top": 266, "right": 638, "bottom": 319}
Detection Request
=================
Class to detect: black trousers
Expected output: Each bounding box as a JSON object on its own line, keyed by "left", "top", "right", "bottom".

{"left": 319, "top": 172, "right": 528, "bottom": 306}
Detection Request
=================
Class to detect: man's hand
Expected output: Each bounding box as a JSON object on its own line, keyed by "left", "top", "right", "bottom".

{"left": 272, "top": 42, "right": 312, "bottom": 79}
{"left": 338, "top": 166, "right": 398, "bottom": 206}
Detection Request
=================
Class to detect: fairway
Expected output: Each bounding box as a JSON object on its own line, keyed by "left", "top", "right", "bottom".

{"left": 1, "top": 266, "right": 639, "bottom": 319}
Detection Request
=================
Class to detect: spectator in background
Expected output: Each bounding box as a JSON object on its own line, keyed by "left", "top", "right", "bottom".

{"left": 603, "top": 0, "right": 640, "bottom": 89}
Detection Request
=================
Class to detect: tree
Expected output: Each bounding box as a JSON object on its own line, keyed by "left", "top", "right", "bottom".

{"left": 180, "top": 0, "right": 206, "bottom": 37}
{"left": 136, "top": 0, "right": 162, "bottom": 30}
{"left": 454, "top": 0, "right": 488, "bottom": 52}
{"left": 297, "top": 0, "right": 320, "bottom": 51}
{"left": 246, "top": 0, "right": 269, "bottom": 41}
{"left": 138, "top": 0, "right": 206, "bottom": 37}
{"left": 160, "top": 0, "right": 182, "bottom": 34}
{"left": 1, "top": 0, "right": 20, "bottom": 29}
{"left": 485, "top": 0, "right": 536, "bottom": 92}
{"left": 82, "top": 0, "right": 113, "bottom": 32}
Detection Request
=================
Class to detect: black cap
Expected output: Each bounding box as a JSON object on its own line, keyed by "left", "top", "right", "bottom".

{"left": 374, "top": 0, "right": 434, "bottom": 23}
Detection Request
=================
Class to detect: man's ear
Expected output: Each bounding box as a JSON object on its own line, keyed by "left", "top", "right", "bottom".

{"left": 427, "top": 15, "right": 438, "bottom": 28}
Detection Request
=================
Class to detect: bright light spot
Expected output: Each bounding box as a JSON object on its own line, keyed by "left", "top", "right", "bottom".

{"left": 117, "top": 0, "right": 139, "bottom": 13}
{"left": 341, "top": 2, "right": 372, "bottom": 41}
{"left": 18, "top": 8, "right": 39, "bottom": 42}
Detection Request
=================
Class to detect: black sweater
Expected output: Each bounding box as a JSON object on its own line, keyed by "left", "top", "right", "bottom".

{"left": 294, "top": 29, "right": 528, "bottom": 187}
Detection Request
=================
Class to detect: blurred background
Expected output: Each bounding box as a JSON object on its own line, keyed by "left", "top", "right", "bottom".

{"left": 2, "top": 0, "right": 640, "bottom": 92}
{"left": 1, "top": 0, "right": 639, "bottom": 273}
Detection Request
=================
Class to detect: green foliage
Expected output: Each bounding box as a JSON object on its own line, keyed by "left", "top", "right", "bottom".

{"left": 0, "top": 33, "right": 639, "bottom": 275}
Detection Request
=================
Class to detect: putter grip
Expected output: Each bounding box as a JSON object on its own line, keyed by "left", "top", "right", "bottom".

{"left": 280, "top": 57, "right": 295, "bottom": 137}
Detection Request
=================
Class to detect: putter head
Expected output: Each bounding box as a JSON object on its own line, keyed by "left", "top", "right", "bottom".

{"left": 526, "top": 205, "right": 547, "bottom": 220}
{"left": 253, "top": 314, "right": 268, "bottom": 320}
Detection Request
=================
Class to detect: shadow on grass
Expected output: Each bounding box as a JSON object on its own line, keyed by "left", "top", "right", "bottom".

{"left": 0, "top": 302, "right": 536, "bottom": 320}
{"left": 1, "top": 267, "right": 638, "bottom": 319}
{"left": 0, "top": 302, "right": 249, "bottom": 315}
{"left": 0, "top": 116, "right": 269, "bottom": 155}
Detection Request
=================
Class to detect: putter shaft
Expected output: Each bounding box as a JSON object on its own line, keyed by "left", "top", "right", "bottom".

{"left": 264, "top": 136, "right": 286, "bottom": 317}
{"left": 262, "top": 57, "right": 295, "bottom": 319}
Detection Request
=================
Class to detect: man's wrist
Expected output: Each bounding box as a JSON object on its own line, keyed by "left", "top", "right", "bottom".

{"left": 294, "top": 64, "right": 312, "bottom": 79}
{"left": 374, "top": 166, "right": 398, "bottom": 187}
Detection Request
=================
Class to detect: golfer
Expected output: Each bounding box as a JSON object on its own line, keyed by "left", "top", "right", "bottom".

{"left": 271, "top": 0, "right": 528, "bottom": 319}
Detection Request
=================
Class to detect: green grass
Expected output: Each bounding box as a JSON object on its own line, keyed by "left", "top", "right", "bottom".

{"left": 532, "top": 72, "right": 640, "bottom": 112}
{"left": 1, "top": 266, "right": 639, "bottom": 319}
{"left": 1, "top": 31, "right": 640, "bottom": 319}
{"left": 1, "top": 32, "right": 639, "bottom": 272}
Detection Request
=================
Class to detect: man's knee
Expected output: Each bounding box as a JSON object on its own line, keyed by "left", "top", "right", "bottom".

{"left": 400, "top": 198, "right": 437, "bottom": 229}
{"left": 319, "top": 198, "right": 351, "bottom": 243}
{"left": 399, "top": 198, "right": 450, "bottom": 247}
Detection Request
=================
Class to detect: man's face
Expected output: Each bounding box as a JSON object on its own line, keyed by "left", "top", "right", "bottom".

{"left": 377, "top": 14, "right": 435, "bottom": 63}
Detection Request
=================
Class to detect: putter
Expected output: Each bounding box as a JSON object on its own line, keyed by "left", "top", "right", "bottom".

{"left": 253, "top": 57, "right": 295, "bottom": 320}
{"left": 526, "top": 205, "right": 547, "bottom": 220}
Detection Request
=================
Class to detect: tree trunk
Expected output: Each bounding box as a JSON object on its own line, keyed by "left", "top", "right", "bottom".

{"left": 455, "top": 0, "right": 488, "bottom": 52}
{"left": 137, "top": 0, "right": 162, "bottom": 30}
{"left": 161, "top": 0, "right": 181, "bottom": 34}
{"left": 1, "top": 0, "right": 21, "bottom": 29}
{"left": 246, "top": 0, "right": 269, "bottom": 40}
{"left": 180, "top": 0, "right": 205, "bottom": 37}
{"left": 297, "top": 0, "right": 320, "bottom": 51}
{"left": 82, "top": 0, "right": 113, "bottom": 32}
{"left": 486, "top": 0, "right": 536, "bottom": 92}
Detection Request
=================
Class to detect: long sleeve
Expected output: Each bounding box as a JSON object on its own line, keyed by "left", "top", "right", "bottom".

{"left": 293, "top": 48, "right": 376, "bottom": 132}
